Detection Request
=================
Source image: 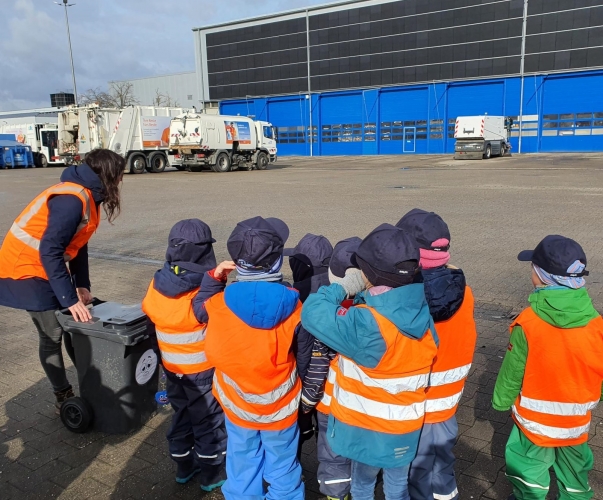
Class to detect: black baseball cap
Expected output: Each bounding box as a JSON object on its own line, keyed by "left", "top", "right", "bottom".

{"left": 284, "top": 233, "right": 333, "bottom": 269}
{"left": 518, "top": 235, "right": 588, "bottom": 277}
{"left": 227, "top": 216, "right": 289, "bottom": 271}
{"left": 355, "top": 224, "right": 420, "bottom": 288}
{"left": 396, "top": 208, "right": 450, "bottom": 250}
{"left": 329, "top": 237, "right": 362, "bottom": 278}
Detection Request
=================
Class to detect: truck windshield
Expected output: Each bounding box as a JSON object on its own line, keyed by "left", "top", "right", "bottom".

{"left": 41, "top": 131, "right": 58, "bottom": 149}
{"left": 263, "top": 126, "right": 273, "bottom": 139}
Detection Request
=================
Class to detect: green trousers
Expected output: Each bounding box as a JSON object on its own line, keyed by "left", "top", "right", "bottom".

{"left": 505, "top": 425, "right": 594, "bottom": 500}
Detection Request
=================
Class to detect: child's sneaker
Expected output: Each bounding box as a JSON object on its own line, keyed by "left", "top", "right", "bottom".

{"left": 199, "top": 462, "right": 226, "bottom": 492}
{"left": 175, "top": 461, "right": 201, "bottom": 484}
{"left": 54, "top": 386, "right": 75, "bottom": 414}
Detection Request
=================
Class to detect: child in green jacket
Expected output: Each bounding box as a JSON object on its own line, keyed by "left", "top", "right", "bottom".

{"left": 492, "top": 235, "right": 603, "bottom": 500}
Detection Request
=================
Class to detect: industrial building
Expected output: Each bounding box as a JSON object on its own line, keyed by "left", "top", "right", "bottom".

{"left": 192, "top": 0, "right": 603, "bottom": 156}
{"left": 108, "top": 71, "right": 198, "bottom": 108}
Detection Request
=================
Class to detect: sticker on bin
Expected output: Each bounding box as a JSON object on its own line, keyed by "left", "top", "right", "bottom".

{"left": 136, "top": 349, "right": 158, "bottom": 385}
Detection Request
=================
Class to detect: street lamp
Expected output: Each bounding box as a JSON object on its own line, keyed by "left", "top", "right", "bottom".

{"left": 55, "top": 0, "right": 78, "bottom": 105}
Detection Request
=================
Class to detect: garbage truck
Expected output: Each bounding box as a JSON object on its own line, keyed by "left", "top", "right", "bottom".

{"left": 453, "top": 115, "right": 513, "bottom": 160}
{"left": 58, "top": 104, "right": 187, "bottom": 173}
{"left": 0, "top": 121, "right": 62, "bottom": 167}
{"left": 168, "top": 112, "right": 277, "bottom": 172}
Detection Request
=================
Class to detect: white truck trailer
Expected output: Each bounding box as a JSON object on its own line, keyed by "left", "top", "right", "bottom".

{"left": 453, "top": 115, "right": 512, "bottom": 160}
{"left": 0, "top": 120, "right": 62, "bottom": 167}
{"left": 58, "top": 105, "right": 187, "bottom": 173}
{"left": 168, "top": 113, "right": 277, "bottom": 172}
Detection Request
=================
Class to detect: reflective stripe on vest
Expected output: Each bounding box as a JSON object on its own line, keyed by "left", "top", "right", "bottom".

{"left": 519, "top": 395, "right": 599, "bottom": 417}
{"left": 318, "top": 367, "right": 337, "bottom": 410}
{"left": 425, "top": 391, "right": 464, "bottom": 413}
{"left": 161, "top": 351, "right": 208, "bottom": 366}
{"left": 156, "top": 328, "right": 206, "bottom": 345}
{"left": 339, "top": 356, "right": 429, "bottom": 394}
{"left": 512, "top": 406, "right": 591, "bottom": 440}
{"left": 213, "top": 373, "right": 300, "bottom": 424}
{"left": 221, "top": 369, "right": 298, "bottom": 406}
{"left": 429, "top": 364, "right": 471, "bottom": 387}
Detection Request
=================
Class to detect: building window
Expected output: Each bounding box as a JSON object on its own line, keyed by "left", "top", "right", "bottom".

{"left": 187, "top": 95, "right": 193, "bottom": 100}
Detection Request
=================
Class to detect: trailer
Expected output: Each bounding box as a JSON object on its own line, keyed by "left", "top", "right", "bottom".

{"left": 169, "top": 113, "right": 277, "bottom": 172}
{"left": 454, "top": 116, "right": 512, "bottom": 160}
{"left": 0, "top": 121, "right": 61, "bottom": 167}
{"left": 58, "top": 105, "right": 188, "bottom": 173}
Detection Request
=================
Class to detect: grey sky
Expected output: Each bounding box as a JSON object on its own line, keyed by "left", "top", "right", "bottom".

{"left": 0, "top": 0, "right": 328, "bottom": 111}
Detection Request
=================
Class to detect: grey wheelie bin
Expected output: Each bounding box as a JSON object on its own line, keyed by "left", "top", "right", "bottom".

{"left": 56, "top": 300, "right": 159, "bottom": 434}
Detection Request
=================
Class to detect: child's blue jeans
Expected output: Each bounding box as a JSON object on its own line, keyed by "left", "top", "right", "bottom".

{"left": 351, "top": 460, "right": 411, "bottom": 500}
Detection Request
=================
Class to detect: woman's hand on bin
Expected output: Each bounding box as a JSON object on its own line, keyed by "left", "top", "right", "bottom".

{"left": 77, "top": 287, "right": 93, "bottom": 305}
{"left": 69, "top": 300, "right": 92, "bottom": 322}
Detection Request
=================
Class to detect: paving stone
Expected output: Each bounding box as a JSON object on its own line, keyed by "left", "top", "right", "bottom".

{"left": 463, "top": 452, "right": 506, "bottom": 483}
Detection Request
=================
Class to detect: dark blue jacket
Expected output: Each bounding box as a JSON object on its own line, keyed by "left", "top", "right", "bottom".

{"left": 422, "top": 266, "right": 466, "bottom": 322}
{"left": 0, "top": 164, "right": 104, "bottom": 312}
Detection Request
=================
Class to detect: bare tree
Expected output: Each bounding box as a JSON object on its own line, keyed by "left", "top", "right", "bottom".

{"left": 79, "top": 87, "right": 115, "bottom": 107}
{"left": 152, "top": 88, "right": 180, "bottom": 108}
{"left": 109, "top": 81, "right": 139, "bottom": 108}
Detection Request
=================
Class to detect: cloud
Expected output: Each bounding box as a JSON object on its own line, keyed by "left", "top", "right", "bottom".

{"left": 0, "top": 0, "right": 327, "bottom": 111}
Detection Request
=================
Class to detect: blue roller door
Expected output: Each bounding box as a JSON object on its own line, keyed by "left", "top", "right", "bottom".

{"left": 540, "top": 72, "right": 603, "bottom": 153}
{"left": 379, "top": 87, "right": 429, "bottom": 154}
{"left": 267, "top": 98, "right": 309, "bottom": 156}
{"left": 220, "top": 101, "right": 249, "bottom": 117}
{"left": 319, "top": 93, "right": 364, "bottom": 156}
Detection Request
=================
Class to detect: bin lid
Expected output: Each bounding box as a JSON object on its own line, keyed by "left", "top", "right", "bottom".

{"left": 56, "top": 302, "right": 149, "bottom": 346}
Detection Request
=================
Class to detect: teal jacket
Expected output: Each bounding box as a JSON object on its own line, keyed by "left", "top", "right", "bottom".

{"left": 493, "top": 286, "right": 602, "bottom": 411}
{"left": 301, "top": 283, "right": 437, "bottom": 468}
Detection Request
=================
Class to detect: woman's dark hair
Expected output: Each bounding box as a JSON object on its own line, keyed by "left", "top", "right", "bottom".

{"left": 85, "top": 149, "right": 126, "bottom": 223}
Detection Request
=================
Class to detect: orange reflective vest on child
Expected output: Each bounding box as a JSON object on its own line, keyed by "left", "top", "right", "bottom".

{"left": 425, "top": 286, "right": 477, "bottom": 424}
{"left": 142, "top": 281, "right": 211, "bottom": 375}
{"left": 316, "top": 357, "right": 337, "bottom": 414}
{"left": 205, "top": 292, "right": 302, "bottom": 431}
{"left": 511, "top": 307, "right": 603, "bottom": 447}
{"left": 0, "top": 182, "right": 99, "bottom": 281}
{"left": 330, "top": 304, "right": 438, "bottom": 435}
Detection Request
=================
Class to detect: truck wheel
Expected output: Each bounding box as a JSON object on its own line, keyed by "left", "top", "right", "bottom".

{"left": 147, "top": 152, "right": 167, "bottom": 173}
{"left": 35, "top": 154, "right": 48, "bottom": 168}
{"left": 256, "top": 152, "right": 269, "bottom": 170}
{"left": 483, "top": 145, "right": 492, "bottom": 160}
{"left": 60, "top": 397, "right": 93, "bottom": 433}
{"left": 128, "top": 154, "right": 147, "bottom": 174}
{"left": 212, "top": 153, "right": 231, "bottom": 173}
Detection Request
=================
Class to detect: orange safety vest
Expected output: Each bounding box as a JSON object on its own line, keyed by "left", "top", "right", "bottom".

{"left": 205, "top": 292, "right": 302, "bottom": 431}
{"left": 511, "top": 307, "right": 603, "bottom": 447}
{"left": 316, "top": 356, "right": 337, "bottom": 414}
{"left": 0, "top": 182, "right": 99, "bottom": 281}
{"left": 141, "top": 281, "right": 211, "bottom": 375}
{"left": 425, "top": 286, "right": 477, "bottom": 424}
{"left": 330, "top": 304, "right": 438, "bottom": 435}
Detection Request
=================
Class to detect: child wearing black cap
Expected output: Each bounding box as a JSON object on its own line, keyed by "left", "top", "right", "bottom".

{"left": 397, "top": 208, "right": 477, "bottom": 500}
{"left": 197, "top": 216, "right": 304, "bottom": 500}
{"left": 493, "top": 235, "right": 603, "bottom": 500}
{"left": 141, "top": 219, "right": 227, "bottom": 491}
{"left": 302, "top": 224, "right": 439, "bottom": 500}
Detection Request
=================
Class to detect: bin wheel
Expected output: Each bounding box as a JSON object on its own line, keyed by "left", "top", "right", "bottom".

{"left": 60, "top": 397, "right": 93, "bottom": 433}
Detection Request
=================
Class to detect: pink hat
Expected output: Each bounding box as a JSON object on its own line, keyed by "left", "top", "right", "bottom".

{"left": 419, "top": 238, "right": 451, "bottom": 269}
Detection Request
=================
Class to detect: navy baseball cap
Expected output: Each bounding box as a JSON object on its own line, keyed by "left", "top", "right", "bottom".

{"left": 329, "top": 237, "right": 362, "bottom": 278}
{"left": 284, "top": 233, "right": 333, "bottom": 269}
{"left": 355, "top": 224, "right": 420, "bottom": 287}
{"left": 166, "top": 219, "right": 217, "bottom": 274}
{"left": 518, "top": 235, "right": 588, "bottom": 277}
{"left": 396, "top": 208, "right": 450, "bottom": 250}
{"left": 227, "top": 216, "right": 289, "bottom": 270}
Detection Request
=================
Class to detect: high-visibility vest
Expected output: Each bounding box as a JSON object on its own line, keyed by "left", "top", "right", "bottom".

{"left": 425, "top": 286, "right": 477, "bottom": 424}
{"left": 511, "top": 307, "right": 603, "bottom": 447}
{"left": 0, "top": 182, "right": 99, "bottom": 281}
{"left": 141, "top": 280, "right": 211, "bottom": 375}
{"left": 330, "top": 304, "right": 438, "bottom": 435}
{"left": 205, "top": 291, "right": 302, "bottom": 431}
{"left": 316, "top": 357, "right": 337, "bottom": 414}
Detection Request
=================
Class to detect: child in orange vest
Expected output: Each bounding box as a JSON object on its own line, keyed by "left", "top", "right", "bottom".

{"left": 199, "top": 216, "right": 304, "bottom": 500}
{"left": 141, "top": 219, "right": 227, "bottom": 491}
{"left": 493, "top": 235, "right": 603, "bottom": 500}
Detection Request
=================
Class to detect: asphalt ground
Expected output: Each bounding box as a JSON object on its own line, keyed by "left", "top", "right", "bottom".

{"left": 1, "top": 152, "right": 603, "bottom": 499}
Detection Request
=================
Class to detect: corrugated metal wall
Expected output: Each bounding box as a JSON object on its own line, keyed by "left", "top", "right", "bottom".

{"left": 109, "top": 72, "right": 198, "bottom": 108}
{"left": 220, "top": 69, "right": 603, "bottom": 156}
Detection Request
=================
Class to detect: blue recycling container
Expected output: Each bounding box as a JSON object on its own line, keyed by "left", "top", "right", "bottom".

{"left": 0, "top": 139, "right": 34, "bottom": 169}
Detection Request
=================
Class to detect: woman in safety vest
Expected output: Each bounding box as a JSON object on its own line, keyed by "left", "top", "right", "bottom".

{"left": 493, "top": 235, "right": 603, "bottom": 500}
{"left": 142, "top": 219, "right": 227, "bottom": 491}
{"left": 302, "top": 223, "right": 439, "bottom": 500}
{"left": 0, "top": 149, "right": 125, "bottom": 410}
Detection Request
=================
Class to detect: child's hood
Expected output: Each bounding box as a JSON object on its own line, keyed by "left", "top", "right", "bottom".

{"left": 357, "top": 283, "right": 436, "bottom": 341}
{"left": 224, "top": 281, "right": 300, "bottom": 329}
{"left": 529, "top": 287, "right": 599, "bottom": 329}
{"left": 153, "top": 262, "right": 203, "bottom": 298}
{"left": 422, "top": 266, "right": 467, "bottom": 322}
